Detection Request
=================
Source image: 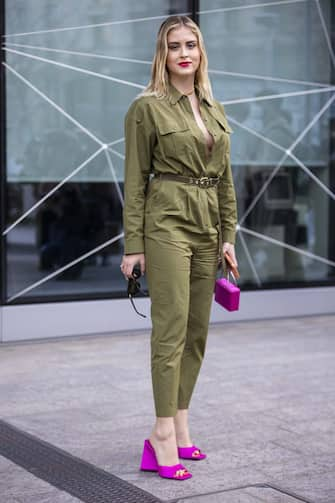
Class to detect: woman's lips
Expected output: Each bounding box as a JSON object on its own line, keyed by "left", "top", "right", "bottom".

{"left": 178, "top": 62, "right": 192, "bottom": 67}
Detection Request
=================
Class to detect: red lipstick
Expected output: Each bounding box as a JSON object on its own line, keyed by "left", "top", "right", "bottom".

{"left": 178, "top": 62, "right": 191, "bottom": 67}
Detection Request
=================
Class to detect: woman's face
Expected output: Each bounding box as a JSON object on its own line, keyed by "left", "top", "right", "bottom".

{"left": 166, "top": 25, "right": 201, "bottom": 79}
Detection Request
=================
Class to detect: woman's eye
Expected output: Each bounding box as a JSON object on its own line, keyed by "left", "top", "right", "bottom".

{"left": 168, "top": 43, "right": 197, "bottom": 50}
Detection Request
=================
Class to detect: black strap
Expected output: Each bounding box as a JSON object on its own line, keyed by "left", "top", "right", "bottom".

{"left": 128, "top": 293, "right": 147, "bottom": 318}
{"left": 127, "top": 268, "right": 147, "bottom": 318}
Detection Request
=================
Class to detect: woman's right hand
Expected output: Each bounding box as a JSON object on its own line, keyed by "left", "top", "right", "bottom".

{"left": 120, "top": 253, "right": 145, "bottom": 279}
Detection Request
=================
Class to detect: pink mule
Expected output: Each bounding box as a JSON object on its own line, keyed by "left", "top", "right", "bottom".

{"left": 140, "top": 439, "right": 192, "bottom": 480}
{"left": 178, "top": 445, "right": 207, "bottom": 460}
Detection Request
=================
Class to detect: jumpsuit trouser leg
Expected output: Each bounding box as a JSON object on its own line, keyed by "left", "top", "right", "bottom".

{"left": 145, "top": 231, "right": 218, "bottom": 418}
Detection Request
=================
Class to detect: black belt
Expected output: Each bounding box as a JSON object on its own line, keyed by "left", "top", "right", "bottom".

{"left": 153, "top": 173, "right": 220, "bottom": 188}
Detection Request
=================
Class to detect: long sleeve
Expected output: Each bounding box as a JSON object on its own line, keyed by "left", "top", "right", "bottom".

{"left": 216, "top": 102, "right": 238, "bottom": 244}
{"left": 123, "top": 98, "right": 156, "bottom": 254}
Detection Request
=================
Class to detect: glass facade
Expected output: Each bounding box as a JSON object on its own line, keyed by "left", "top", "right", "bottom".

{"left": 199, "top": 0, "right": 335, "bottom": 287}
{"left": 1, "top": 0, "right": 334, "bottom": 306}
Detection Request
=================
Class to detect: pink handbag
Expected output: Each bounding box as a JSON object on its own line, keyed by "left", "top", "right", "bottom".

{"left": 214, "top": 272, "right": 240, "bottom": 311}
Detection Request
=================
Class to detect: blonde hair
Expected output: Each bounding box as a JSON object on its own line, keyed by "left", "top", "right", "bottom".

{"left": 138, "top": 15, "right": 214, "bottom": 104}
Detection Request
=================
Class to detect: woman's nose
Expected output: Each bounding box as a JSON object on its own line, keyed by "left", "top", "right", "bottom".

{"left": 180, "top": 45, "right": 189, "bottom": 57}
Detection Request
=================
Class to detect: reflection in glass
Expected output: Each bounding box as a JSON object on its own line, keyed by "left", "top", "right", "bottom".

{"left": 200, "top": 0, "right": 334, "bottom": 287}
{"left": 4, "top": 0, "right": 334, "bottom": 303}
{"left": 4, "top": 0, "right": 189, "bottom": 302}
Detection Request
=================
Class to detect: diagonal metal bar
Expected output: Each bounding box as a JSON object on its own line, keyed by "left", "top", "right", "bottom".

{"left": 6, "top": 50, "right": 333, "bottom": 107}
{"left": 3, "top": 12, "right": 190, "bottom": 38}
{"left": 2, "top": 147, "right": 104, "bottom": 236}
{"left": 3, "top": 47, "right": 145, "bottom": 89}
{"left": 239, "top": 225, "right": 335, "bottom": 268}
{"left": 104, "top": 149, "right": 124, "bottom": 207}
{"left": 108, "top": 138, "right": 125, "bottom": 147}
{"left": 237, "top": 230, "right": 262, "bottom": 287}
{"left": 108, "top": 147, "right": 125, "bottom": 161}
{"left": 3, "top": 61, "right": 104, "bottom": 146}
{"left": 232, "top": 92, "right": 335, "bottom": 225}
{"left": 208, "top": 67, "right": 329, "bottom": 88}
{"left": 3, "top": 42, "right": 329, "bottom": 89}
{"left": 2, "top": 61, "right": 128, "bottom": 236}
{"left": 289, "top": 150, "right": 335, "bottom": 200}
{"left": 7, "top": 233, "right": 124, "bottom": 303}
{"left": 198, "top": 0, "right": 308, "bottom": 15}
{"left": 288, "top": 93, "right": 335, "bottom": 152}
{"left": 222, "top": 86, "right": 335, "bottom": 106}
{"left": 238, "top": 151, "right": 288, "bottom": 226}
{"left": 3, "top": 42, "right": 152, "bottom": 65}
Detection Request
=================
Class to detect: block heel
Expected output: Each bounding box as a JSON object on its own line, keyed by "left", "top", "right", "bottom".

{"left": 140, "top": 439, "right": 192, "bottom": 480}
{"left": 140, "top": 439, "right": 159, "bottom": 471}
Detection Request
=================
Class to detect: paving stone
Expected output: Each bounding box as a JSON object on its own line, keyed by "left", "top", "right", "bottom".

{"left": 176, "top": 486, "right": 311, "bottom": 503}
{"left": 1, "top": 315, "right": 334, "bottom": 502}
{"left": 116, "top": 464, "right": 267, "bottom": 502}
{"left": 244, "top": 486, "right": 309, "bottom": 502}
{"left": 176, "top": 488, "right": 262, "bottom": 503}
{"left": 12, "top": 492, "right": 82, "bottom": 503}
{"left": 260, "top": 471, "right": 335, "bottom": 503}
{"left": 0, "top": 463, "right": 63, "bottom": 501}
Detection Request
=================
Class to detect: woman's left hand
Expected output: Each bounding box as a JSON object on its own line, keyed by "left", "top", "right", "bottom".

{"left": 222, "top": 242, "right": 238, "bottom": 267}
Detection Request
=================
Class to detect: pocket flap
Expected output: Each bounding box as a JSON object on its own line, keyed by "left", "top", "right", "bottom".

{"left": 157, "top": 121, "right": 189, "bottom": 135}
{"left": 210, "top": 109, "right": 233, "bottom": 133}
{"left": 216, "top": 117, "right": 233, "bottom": 134}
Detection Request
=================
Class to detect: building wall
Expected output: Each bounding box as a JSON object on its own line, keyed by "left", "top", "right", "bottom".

{"left": 1, "top": 1, "right": 334, "bottom": 340}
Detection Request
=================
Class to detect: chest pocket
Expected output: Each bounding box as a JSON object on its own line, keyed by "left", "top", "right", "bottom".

{"left": 157, "top": 120, "right": 192, "bottom": 160}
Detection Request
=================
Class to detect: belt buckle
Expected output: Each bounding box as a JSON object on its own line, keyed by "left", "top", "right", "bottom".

{"left": 198, "top": 176, "right": 210, "bottom": 187}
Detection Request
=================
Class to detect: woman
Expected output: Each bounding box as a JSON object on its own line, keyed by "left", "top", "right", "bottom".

{"left": 120, "top": 15, "right": 238, "bottom": 481}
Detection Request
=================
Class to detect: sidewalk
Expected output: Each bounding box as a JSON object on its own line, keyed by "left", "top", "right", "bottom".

{"left": 0, "top": 314, "right": 334, "bottom": 503}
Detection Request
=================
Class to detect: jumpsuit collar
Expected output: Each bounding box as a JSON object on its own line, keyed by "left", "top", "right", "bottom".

{"left": 167, "top": 80, "right": 213, "bottom": 107}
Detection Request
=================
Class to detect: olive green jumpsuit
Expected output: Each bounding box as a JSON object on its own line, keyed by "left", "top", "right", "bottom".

{"left": 123, "top": 81, "right": 237, "bottom": 417}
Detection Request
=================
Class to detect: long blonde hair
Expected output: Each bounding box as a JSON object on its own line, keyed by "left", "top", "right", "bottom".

{"left": 138, "top": 15, "right": 214, "bottom": 104}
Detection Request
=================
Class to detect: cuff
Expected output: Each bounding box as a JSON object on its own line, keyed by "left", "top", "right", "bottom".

{"left": 221, "top": 228, "right": 236, "bottom": 245}
{"left": 124, "top": 237, "right": 145, "bottom": 255}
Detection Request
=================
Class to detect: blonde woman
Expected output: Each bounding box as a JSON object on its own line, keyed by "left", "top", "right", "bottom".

{"left": 120, "top": 15, "right": 238, "bottom": 481}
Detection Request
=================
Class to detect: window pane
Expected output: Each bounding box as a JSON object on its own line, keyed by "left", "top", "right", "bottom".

{"left": 199, "top": 0, "right": 335, "bottom": 287}
{"left": 4, "top": 0, "right": 189, "bottom": 302}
